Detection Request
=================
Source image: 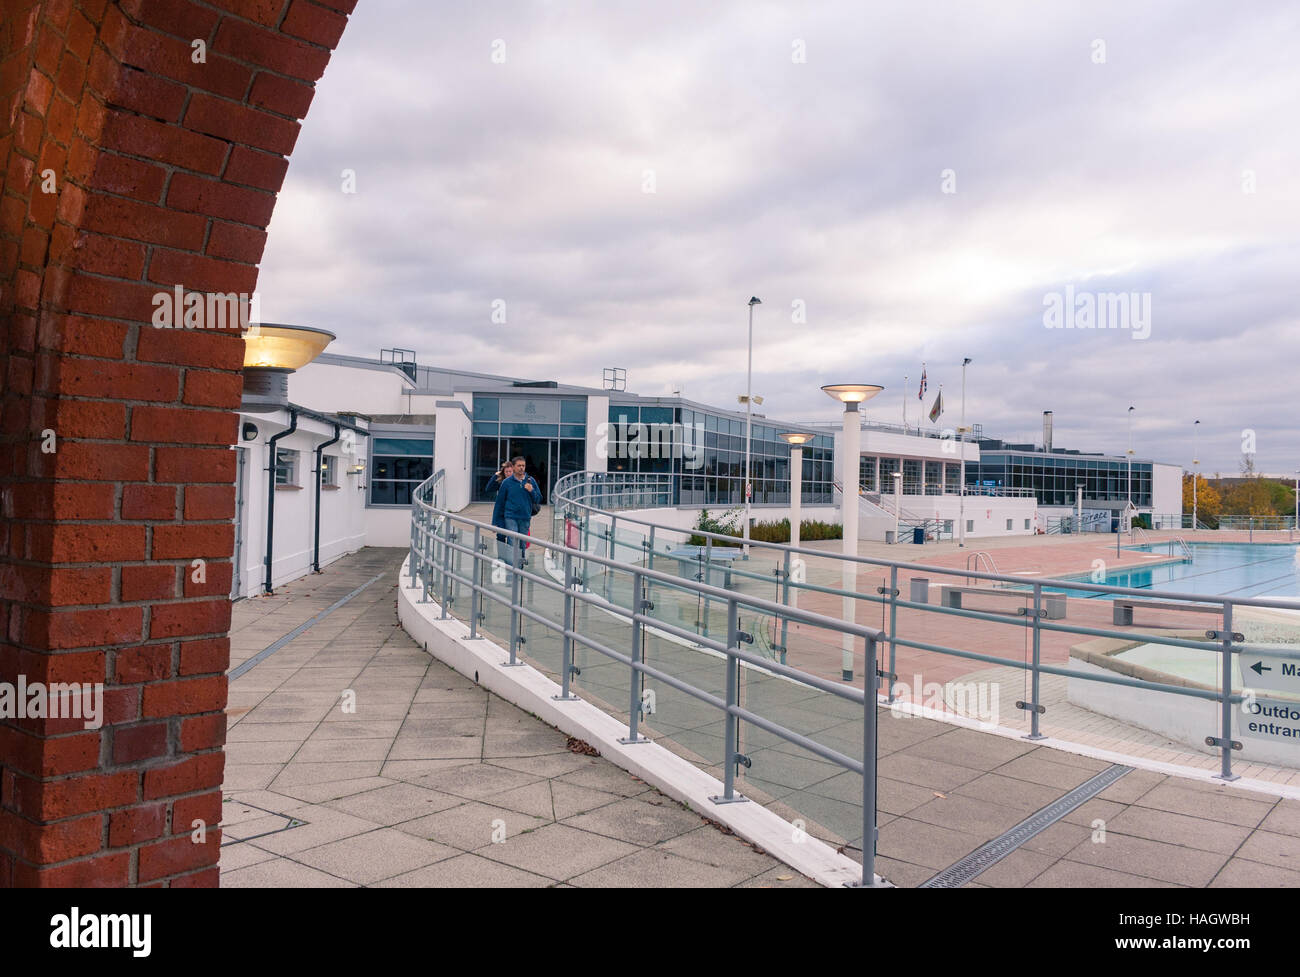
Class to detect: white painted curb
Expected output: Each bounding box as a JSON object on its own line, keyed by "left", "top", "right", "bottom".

{"left": 397, "top": 558, "right": 880, "bottom": 888}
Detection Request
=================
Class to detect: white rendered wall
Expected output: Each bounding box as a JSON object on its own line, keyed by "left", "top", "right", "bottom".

{"left": 1151, "top": 463, "right": 1183, "bottom": 517}
{"left": 435, "top": 401, "right": 472, "bottom": 511}
{"left": 290, "top": 359, "right": 412, "bottom": 415}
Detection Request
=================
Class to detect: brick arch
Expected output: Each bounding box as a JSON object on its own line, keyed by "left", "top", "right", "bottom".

{"left": 1, "top": 0, "right": 354, "bottom": 887}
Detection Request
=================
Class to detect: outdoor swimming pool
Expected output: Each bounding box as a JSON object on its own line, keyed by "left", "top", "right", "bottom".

{"left": 1042, "top": 542, "right": 1300, "bottom": 600}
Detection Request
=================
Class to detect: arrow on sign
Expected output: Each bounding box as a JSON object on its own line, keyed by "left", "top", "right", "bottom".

{"left": 1252, "top": 661, "right": 1273, "bottom": 676}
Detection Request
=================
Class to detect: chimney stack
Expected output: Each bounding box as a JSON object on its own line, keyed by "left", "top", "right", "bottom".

{"left": 1043, "top": 410, "right": 1054, "bottom": 451}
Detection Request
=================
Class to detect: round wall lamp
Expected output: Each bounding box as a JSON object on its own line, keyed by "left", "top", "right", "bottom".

{"left": 242, "top": 323, "right": 337, "bottom": 409}
{"left": 241, "top": 421, "right": 259, "bottom": 442}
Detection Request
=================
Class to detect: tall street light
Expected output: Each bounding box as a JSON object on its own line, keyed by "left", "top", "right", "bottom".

{"left": 1193, "top": 419, "right": 1200, "bottom": 532}
{"left": 743, "top": 296, "right": 761, "bottom": 555}
{"left": 823, "top": 383, "right": 885, "bottom": 682}
{"left": 780, "top": 432, "right": 813, "bottom": 610}
{"left": 1127, "top": 406, "right": 1135, "bottom": 516}
{"left": 959, "top": 357, "right": 972, "bottom": 548}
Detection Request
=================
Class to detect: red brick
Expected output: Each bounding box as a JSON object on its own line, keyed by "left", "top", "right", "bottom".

{"left": 170, "top": 865, "right": 220, "bottom": 887}
{"left": 166, "top": 171, "right": 276, "bottom": 226}
{"left": 119, "top": 24, "right": 252, "bottom": 101}
{"left": 152, "top": 524, "right": 234, "bottom": 560}
{"left": 46, "top": 566, "right": 113, "bottom": 606}
{"left": 121, "top": 564, "right": 177, "bottom": 602}
{"left": 222, "top": 144, "right": 288, "bottom": 192}
{"left": 119, "top": 0, "right": 222, "bottom": 42}
{"left": 172, "top": 789, "right": 221, "bottom": 833}
{"left": 46, "top": 399, "right": 128, "bottom": 440}
{"left": 62, "top": 272, "right": 165, "bottom": 324}
{"left": 155, "top": 446, "right": 236, "bottom": 483}
{"left": 220, "top": 0, "right": 288, "bottom": 27}
{"left": 108, "top": 801, "right": 166, "bottom": 847}
{"left": 282, "top": 0, "right": 348, "bottom": 48}
{"left": 148, "top": 598, "right": 231, "bottom": 638}
{"left": 205, "top": 221, "right": 267, "bottom": 264}
{"left": 14, "top": 851, "right": 129, "bottom": 887}
{"left": 184, "top": 91, "right": 299, "bottom": 155}
{"left": 121, "top": 484, "right": 178, "bottom": 520}
{"left": 179, "top": 713, "right": 226, "bottom": 751}
{"left": 24, "top": 605, "right": 143, "bottom": 649}
{"left": 81, "top": 189, "right": 208, "bottom": 250}
{"left": 7, "top": 482, "right": 114, "bottom": 520}
{"left": 112, "top": 723, "right": 169, "bottom": 764}
{"left": 142, "top": 751, "right": 224, "bottom": 799}
{"left": 184, "top": 484, "right": 235, "bottom": 519}
{"left": 31, "top": 523, "right": 146, "bottom": 563}
{"left": 48, "top": 441, "right": 148, "bottom": 481}
{"left": 213, "top": 18, "right": 330, "bottom": 81}
{"left": 182, "top": 370, "right": 244, "bottom": 408}
{"left": 3, "top": 810, "right": 105, "bottom": 863}
{"left": 12, "top": 770, "right": 138, "bottom": 820}
{"left": 183, "top": 561, "right": 232, "bottom": 597}
{"left": 88, "top": 151, "right": 168, "bottom": 203}
{"left": 138, "top": 831, "right": 219, "bottom": 882}
{"left": 38, "top": 315, "right": 129, "bottom": 359}
{"left": 148, "top": 248, "right": 259, "bottom": 294}
{"left": 101, "top": 110, "right": 228, "bottom": 175}
{"left": 131, "top": 405, "right": 239, "bottom": 445}
{"left": 114, "top": 644, "right": 173, "bottom": 683}
{"left": 179, "top": 637, "right": 228, "bottom": 676}
{"left": 52, "top": 358, "right": 180, "bottom": 401}
{"left": 137, "top": 327, "right": 244, "bottom": 370}
{"left": 248, "top": 70, "right": 314, "bottom": 119}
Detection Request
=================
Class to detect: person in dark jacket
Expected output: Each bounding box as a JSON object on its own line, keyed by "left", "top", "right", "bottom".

{"left": 492, "top": 456, "right": 541, "bottom": 567}
{"left": 484, "top": 461, "right": 512, "bottom": 499}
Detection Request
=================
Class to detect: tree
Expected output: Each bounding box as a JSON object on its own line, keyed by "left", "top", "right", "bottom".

{"left": 1221, "top": 479, "right": 1275, "bottom": 517}
{"left": 1183, "top": 474, "right": 1221, "bottom": 524}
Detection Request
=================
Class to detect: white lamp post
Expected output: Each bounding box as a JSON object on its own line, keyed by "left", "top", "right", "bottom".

{"left": 959, "top": 357, "right": 971, "bottom": 548}
{"left": 893, "top": 470, "right": 902, "bottom": 543}
{"left": 780, "top": 432, "right": 812, "bottom": 610}
{"left": 1193, "top": 419, "right": 1200, "bottom": 532}
{"left": 1127, "top": 406, "right": 1135, "bottom": 512}
{"left": 823, "top": 384, "right": 884, "bottom": 682}
{"left": 743, "top": 296, "right": 761, "bottom": 555}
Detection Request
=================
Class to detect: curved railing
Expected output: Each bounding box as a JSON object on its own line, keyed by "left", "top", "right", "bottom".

{"left": 409, "top": 469, "right": 1300, "bottom": 885}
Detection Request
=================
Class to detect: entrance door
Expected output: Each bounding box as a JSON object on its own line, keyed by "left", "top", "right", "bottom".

{"left": 507, "top": 438, "right": 551, "bottom": 504}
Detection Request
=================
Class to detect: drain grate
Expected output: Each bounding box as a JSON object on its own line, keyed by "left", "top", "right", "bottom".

{"left": 920, "top": 763, "right": 1133, "bottom": 888}
{"left": 230, "top": 572, "right": 385, "bottom": 681}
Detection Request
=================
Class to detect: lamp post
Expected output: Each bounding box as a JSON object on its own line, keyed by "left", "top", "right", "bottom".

{"left": 1127, "top": 406, "right": 1135, "bottom": 512}
{"left": 823, "top": 384, "right": 885, "bottom": 682}
{"left": 892, "top": 470, "right": 902, "bottom": 544}
{"left": 743, "top": 296, "right": 761, "bottom": 555}
{"left": 1193, "top": 419, "right": 1200, "bottom": 532}
{"left": 780, "top": 433, "right": 812, "bottom": 610}
{"left": 959, "top": 357, "right": 971, "bottom": 548}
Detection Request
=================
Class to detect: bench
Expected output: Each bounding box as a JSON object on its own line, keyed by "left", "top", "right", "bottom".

{"left": 939, "top": 585, "right": 1066, "bottom": 620}
{"left": 1112, "top": 599, "right": 1221, "bottom": 627}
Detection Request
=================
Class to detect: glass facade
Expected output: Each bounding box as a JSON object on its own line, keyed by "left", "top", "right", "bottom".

{"left": 968, "top": 451, "right": 1153, "bottom": 507}
{"left": 370, "top": 436, "right": 434, "bottom": 506}
{"left": 860, "top": 455, "right": 961, "bottom": 496}
{"left": 472, "top": 396, "right": 587, "bottom": 502}
{"left": 607, "top": 402, "right": 833, "bottom": 506}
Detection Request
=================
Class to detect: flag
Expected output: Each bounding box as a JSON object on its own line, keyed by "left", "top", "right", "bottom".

{"left": 918, "top": 365, "right": 927, "bottom": 400}
{"left": 929, "top": 390, "right": 943, "bottom": 423}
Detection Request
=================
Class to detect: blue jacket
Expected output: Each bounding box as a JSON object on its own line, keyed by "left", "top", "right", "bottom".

{"left": 493, "top": 475, "right": 540, "bottom": 527}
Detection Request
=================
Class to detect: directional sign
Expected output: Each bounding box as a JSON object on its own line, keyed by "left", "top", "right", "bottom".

{"left": 1243, "top": 654, "right": 1300, "bottom": 695}
{"left": 1240, "top": 696, "right": 1300, "bottom": 746}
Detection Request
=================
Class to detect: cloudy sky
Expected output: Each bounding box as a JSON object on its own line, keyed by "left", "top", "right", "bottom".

{"left": 257, "top": 0, "right": 1299, "bottom": 476}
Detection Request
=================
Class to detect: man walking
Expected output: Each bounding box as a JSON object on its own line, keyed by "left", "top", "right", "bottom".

{"left": 492, "top": 456, "right": 541, "bottom": 568}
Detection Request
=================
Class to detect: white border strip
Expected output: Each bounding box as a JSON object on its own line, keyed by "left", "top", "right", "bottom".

{"left": 397, "top": 559, "right": 877, "bottom": 888}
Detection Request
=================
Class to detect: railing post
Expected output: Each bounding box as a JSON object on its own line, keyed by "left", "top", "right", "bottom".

{"left": 701, "top": 537, "right": 714, "bottom": 638}
{"left": 1022, "top": 583, "right": 1045, "bottom": 739}
{"left": 554, "top": 550, "right": 578, "bottom": 701}
{"left": 620, "top": 571, "right": 649, "bottom": 744}
{"left": 408, "top": 506, "right": 419, "bottom": 585}
{"left": 419, "top": 515, "right": 433, "bottom": 604}
{"left": 886, "top": 565, "right": 899, "bottom": 703}
{"left": 710, "top": 598, "right": 747, "bottom": 804}
{"left": 778, "top": 548, "right": 791, "bottom": 667}
{"left": 645, "top": 525, "right": 656, "bottom": 613}
{"left": 859, "top": 634, "right": 880, "bottom": 887}
{"left": 505, "top": 529, "right": 523, "bottom": 666}
{"left": 438, "top": 522, "right": 453, "bottom": 620}
{"left": 469, "top": 526, "right": 482, "bottom": 639}
{"left": 604, "top": 517, "right": 616, "bottom": 604}
{"left": 1213, "top": 602, "right": 1240, "bottom": 781}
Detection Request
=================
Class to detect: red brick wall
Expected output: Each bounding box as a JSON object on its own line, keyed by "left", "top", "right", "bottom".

{"left": 0, "top": 0, "right": 353, "bottom": 887}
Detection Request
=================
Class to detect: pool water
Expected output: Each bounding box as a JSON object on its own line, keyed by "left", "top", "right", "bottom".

{"left": 1042, "top": 543, "right": 1300, "bottom": 599}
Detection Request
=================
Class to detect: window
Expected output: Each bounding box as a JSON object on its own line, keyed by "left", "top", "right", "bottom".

{"left": 1025, "top": 519, "right": 1031, "bottom": 530}
{"left": 966, "top": 520, "right": 974, "bottom": 533}
{"left": 1006, "top": 519, "right": 1013, "bottom": 531}
{"left": 320, "top": 455, "right": 337, "bottom": 487}
{"left": 370, "top": 437, "right": 434, "bottom": 506}
{"left": 275, "top": 449, "right": 298, "bottom": 486}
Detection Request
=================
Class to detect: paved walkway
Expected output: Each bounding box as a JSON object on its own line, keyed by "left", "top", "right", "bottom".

{"left": 220, "top": 548, "right": 813, "bottom": 887}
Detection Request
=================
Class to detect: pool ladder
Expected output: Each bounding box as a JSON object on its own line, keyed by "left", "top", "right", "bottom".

{"left": 1173, "top": 536, "right": 1193, "bottom": 562}
{"left": 965, "top": 551, "right": 1000, "bottom": 584}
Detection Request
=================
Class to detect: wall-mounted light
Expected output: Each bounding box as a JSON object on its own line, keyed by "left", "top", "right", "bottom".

{"left": 242, "top": 421, "right": 259, "bottom": 442}
{"left": 242, "top": 323, "right": 336, "bottom": 409}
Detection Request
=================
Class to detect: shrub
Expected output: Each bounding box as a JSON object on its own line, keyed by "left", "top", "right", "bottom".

{"left": 688, "top": 511, "right": 842, "bottom": 545}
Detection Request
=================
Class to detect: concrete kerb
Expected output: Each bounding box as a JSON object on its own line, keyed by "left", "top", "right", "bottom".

{"left": 397, "top": 558, "right": 877, "bottom": 888}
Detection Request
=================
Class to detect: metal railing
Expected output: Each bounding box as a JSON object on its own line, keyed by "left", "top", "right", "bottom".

{"left": 409, "top": 470, "right": 1300, "bottom": 886}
